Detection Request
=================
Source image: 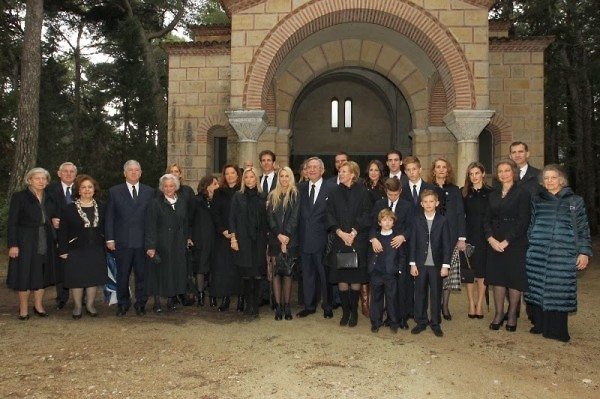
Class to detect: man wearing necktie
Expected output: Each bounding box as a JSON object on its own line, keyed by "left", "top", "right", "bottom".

{"left": 509, "top": 141, "right": 541, "bottom": 199}
{"left": 105, "top": 160, "right": 155, "bottom": 316}
{"left": 46, "top": 162, "right": 78, "bottom": 309}
{"left": 259, "top": 150, "right": 278, "bottom": 307}
{"left": 386, "top": 150, "right": 409, "bottom": 186}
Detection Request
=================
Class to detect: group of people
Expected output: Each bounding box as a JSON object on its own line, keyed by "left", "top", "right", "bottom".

{"left": 6, "top": 142, "right": 592, "bottom": 342}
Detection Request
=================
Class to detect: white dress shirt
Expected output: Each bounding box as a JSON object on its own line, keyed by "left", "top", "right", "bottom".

{"left": 309, "top": 177, "right": 323, "bottom": 204}
{"left": 126, "top": 182, "right": 140, "bottom": 198}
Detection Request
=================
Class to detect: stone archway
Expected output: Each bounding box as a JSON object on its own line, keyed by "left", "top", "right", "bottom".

{"left": 243, "top": 0, "right": 476, "bottom": 112}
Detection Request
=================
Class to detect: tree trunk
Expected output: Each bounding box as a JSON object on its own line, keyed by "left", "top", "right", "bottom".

{"left": 72, "top": 21, "right": 84, "bottom": 163}
{"left": 9, "top": 0, "right": 44, "bottom": 195}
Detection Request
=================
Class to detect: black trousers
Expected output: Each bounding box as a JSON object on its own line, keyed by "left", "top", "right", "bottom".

{"left": 404, "top": 270, "right": 415, "bottom": 317}
{"left": 414, "top": 265, "right": 443, "bottom": 328}
{"left": 55, "top": 257, "right": 69, "bottom": 303}
{"left": 301, "top": 251, "right": 332, "bottom": 311}
{"left": 115, "top": 247, "right": 147, "bottom": 307}
{"left": 529, "top": 303, "right": 570, "bottom": 342}
{"left": 370, "top": 272, "right": 399, "bottom": 327}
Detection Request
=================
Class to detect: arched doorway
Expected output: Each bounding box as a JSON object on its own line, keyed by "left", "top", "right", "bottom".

{"left": 290, "top": 68, "right": 412, "bottom": 177}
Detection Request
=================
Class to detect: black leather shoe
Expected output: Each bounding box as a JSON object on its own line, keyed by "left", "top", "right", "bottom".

{"left": 236, "top": 296, "right": 245, "bottom": 312}
{"left": 72, "top": 312, "right": 82, "bottom": 320}
{"left": 274, "top": 304, "right": 283, "bottom": 321}
{"left": 18, "top": 314, "right": 29, "bottom": 321}
{"left": 529, "top": 326, "right": 543, "bottom": 334}
{"left": 371, "top": 325, "right": 379, "bottom": 333}
{"left": 442, "top": 311, "right": 452, "bottom": 321}
{"left": 56, "top": 301, "right": 66, "bottom": 310}
{"left": 411, "top": 324, "right": 427, "bottom": 334}
{"left": 85, "top": 309, "right": 98, "bottom": 317}
{"left": 506, "top": 324, "right": 517, "bottom": 332}
{"left": 284, "top": 304, "right": 293, "bottom": 320}
{"left": 296, "top": 309, "right": 315, "bottom": 318}
{"left": 323, "top": 309, "right": 334, "bottom": 319}
{"left": 468, "top": 314, "right": 477, "bottom": 319}
{"left": 217, "top": 296, "right": 230, "bottom": 312}
{"left": 197, "top": 292, "right": 205, "bottom": 307}
{"left": 431, "top": 326, "right": 444, "bottom": 337}
{"left": 116, "top": 306, "right": 127, "bottom": 316}
{"left": 166, "top": 298, "right": 177, "bottom": 311}
{"left": 134, "top": 304, "right": 146, "bottom": 316}
{"left": 33, "top": 308, "right": 49, "bottom": 317}
{"left": 209, "top": 296, "right": 217, "bottom": 307}
{"left": 153, "top": 303, "right": 163, "bottom": 313}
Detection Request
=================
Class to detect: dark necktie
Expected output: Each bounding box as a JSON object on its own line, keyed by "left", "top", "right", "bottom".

{"left": 389, "top": 200, "right": 394, "bottom": 211}
{"left": 132, "top": 185, "right": 138, "bottom": 201}
{"left": 412, "top": 184, "right": 418, "bottom": 205}
{"left": 65, "top": 186, "right": 73, "bottom": 204}
{"left": 262, "top": 176, "right": 269, "bottom": 193}
{"left": 309, "top": 184, "right": 316, "bottom": 206}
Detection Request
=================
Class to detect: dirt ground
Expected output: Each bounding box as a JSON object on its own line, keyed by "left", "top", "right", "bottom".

{"left": 1, "top": 242, "right": 599, "bottom": 399}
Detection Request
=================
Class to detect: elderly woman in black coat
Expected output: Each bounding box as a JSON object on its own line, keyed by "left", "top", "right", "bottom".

{"left": 7, "top": 167, "right": 57, "bottom": 319}
{"left": 267, "top": 166, "right": 299, "bottom": 320}
{"left": 145, "top": 174, "right": 191, "bottom": 312}
{"left": 484, "top": 160, "right": 531, "bottom": 332}
{"left": 525, "top": 164, "right": 592, "bottom": 342}
{"left": 57, "top": 175, "right": 108, "bottom": 319}
{"left": 230, "top": 167, "right": 268, "bottom": 319}
{"left": 327, "top": 161, "right": 372, "bottom": 327}
{"left": 190, "top": 175, "right": 219, "bottom": 306}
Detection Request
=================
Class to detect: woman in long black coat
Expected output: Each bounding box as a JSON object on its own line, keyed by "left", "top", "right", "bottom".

{"left": 267, "top": 166, "right": 300, "bottom": 321}
{"left": 57, "top": 175, "right": 108, "bottom": 319}
{"left": 230, "top": 167, "right": 268, "bottom": 319}
{"left": 483, "top": 160, "right": 531, "bottom": 332}
{"left": 428, "top": 157, "right": 466, "bottom": 320}
{"left": 190, "top": 175, "right": 219, "bottom": 306}
{"left": 327, "top": 161, "right": 372, "bottom": 327}
{"left": 462, "top": 162, "right": 492, "bottom": 318}
{"left": 211, "top": 164, "right": 242, "bottom": 311}
{"left": 145, "top": 174, "right": 191, "bottom": 312}
{"left": 7, "top": 167, "right": 57, "bottom": 319}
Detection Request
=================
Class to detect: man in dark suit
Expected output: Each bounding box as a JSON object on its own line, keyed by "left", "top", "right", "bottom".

{"left": 259, "top": 149, "right": 278, "bottom": 307}
{"left": 398, "top": 156, "right": 435, "bottom": 317}
{"left": 46, "top": 161, "right": 77, "bottom": 309}
{"left": 297, "top": 157, "right": 337, "bottom": 318}
{"left": 369, "top": 177, "right": 414, "bottom": 329}
{"left": 509, "top": 141, "right": 541, "bottom": 198}
{"left": 327, "top": 151, "right": 349, "bottom": 185}
{"left": 386, "top": 150, "right": 409, "bottom": 186}
{"left": 105, "top": 160, "right": 155, "bottom": 316}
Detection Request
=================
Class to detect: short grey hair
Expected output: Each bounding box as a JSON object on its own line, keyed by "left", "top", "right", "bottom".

{"left": 25, "top": 167, "right": 51, "bottom": 185}
{"left": 541, "top": 164, "right": 569, "bottom": 188}
{"left": 305, "top": 156, "right": 325, "bottom": 170}
{"left": 58, "top": 162, "right": 77, "bottom": 173}
{"left": 123, "top": 159, "right": 141, "bottom": 172}
{"left": 158, "top": 173, "right": 180, "bottom": 192}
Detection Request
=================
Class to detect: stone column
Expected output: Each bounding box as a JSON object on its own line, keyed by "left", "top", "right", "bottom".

{"left": 443, "top": 110, "right": 495, "bottom": 179}
{"left": 226, "top": 110, "right": 268, "bottom": 168}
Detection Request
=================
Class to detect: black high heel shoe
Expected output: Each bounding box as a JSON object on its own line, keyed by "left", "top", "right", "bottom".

{"left": 18, "top": 314, "right": 30, "bottom": 320}
{"left": 442, "top": 311, "right": 452, "bottom": 321}
{"left": 33, "top": 308, "right": 49, "bottom": 317}
{"left": 197, "top": 292, "right": 205, "bottom": 307}
{"left": 284, "top": 303, "right": 292, "bottom": 320}
{"left": 506, "top": 324, "right": 517, "bottom": 332}
{"left": 236, "top": 296, "right": 245, "bottom": 312}
{"left": 209, "top": 296, "right": 217, "bottom": 307}
{"left": 274, "top": 304, "right": 283, "bottom": 321}
{"left": 489, "top": 320, "right": 504, "bottom": 330}
{"left": 85, "top": 309, "right": 99, "bottom": 317}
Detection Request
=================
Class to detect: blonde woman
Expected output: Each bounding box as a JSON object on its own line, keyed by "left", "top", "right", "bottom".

{"left": 267, "top": 166, "right": 300, "bottom": 320}
{"left": 229, "top": 167, "right": 268, "bottom": 318}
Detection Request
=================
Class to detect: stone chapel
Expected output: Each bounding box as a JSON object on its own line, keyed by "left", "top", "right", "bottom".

{"left": 165, "top": 0, "right": 552, "bottom": 185}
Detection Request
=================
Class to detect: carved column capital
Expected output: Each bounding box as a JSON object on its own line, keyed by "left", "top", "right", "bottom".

{"left": 443, "top": 110, "right": 495, "bottom": 143}
{"left": 226, "top": 109, "right": 268, "bottom": 142}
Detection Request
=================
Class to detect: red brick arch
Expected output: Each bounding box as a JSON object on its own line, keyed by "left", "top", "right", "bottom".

{"left": 198, "top": 114, "right": 235, "bottom": 138}
{"left": 244, "top": 0, "right": 476, "bottom": 112}
{"left": 486, "top": 113, "right": 513, "bottom": 162}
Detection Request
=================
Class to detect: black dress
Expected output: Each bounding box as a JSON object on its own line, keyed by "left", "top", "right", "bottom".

{"left": 365, "top": 183, "right": 385, "bottom": 206}
{"left": 327, "top": 183, "right": 372, "bottom": 284}
{"left": 145, "top": 196, "right": 189, "bottom": 297}
{"left": 229, "top": 187, "right": 268, "bottom": 278}
{"left": 267, "top": 192, "right": 300, "bottom": 275}
{"left": 190, "top": 194, "right": 216, "bottom": 274}
{"left": 57, "top": 203, "right": 108, "bottom": 288}
{"left": 463, "top": 186, "right": 492, "bottom": 279}
{"left": 483, "top": 185, "right": 530, "bottom": 291}
{"left": 6, "top": 189, "right": 57, "bottom": 291}
{"left": 211, "top": 185, "right": 241, "bottom": 296}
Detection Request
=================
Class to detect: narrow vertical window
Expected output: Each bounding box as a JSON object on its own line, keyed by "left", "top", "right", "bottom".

{"left": 344, "top": 98, "right": 352, "bottom": 129}
{"left": 331, "top": 98, "right": 339, "bottom": 130}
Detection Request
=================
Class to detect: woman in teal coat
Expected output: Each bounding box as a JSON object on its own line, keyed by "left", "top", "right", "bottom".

{"left": 525, "top": 164, "right": 592, "bottom": 342}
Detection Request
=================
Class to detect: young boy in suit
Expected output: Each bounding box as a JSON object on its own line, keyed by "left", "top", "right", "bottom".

{"left": 409, "top": 189, "right": 452, "bottom": 337}
{"left": 368, "top": 208, "right": 403, "bottom": 333}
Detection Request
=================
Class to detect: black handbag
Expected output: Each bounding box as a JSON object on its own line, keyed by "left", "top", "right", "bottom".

{"left": 276, "top": 252, "right": 296, "bottom": 276}
{"left": 336, "top": 248, "right": 358, "bottom": 270}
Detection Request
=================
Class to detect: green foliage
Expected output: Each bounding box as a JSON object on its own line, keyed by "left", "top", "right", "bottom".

{"left": 194, "top": 0, "right": 229, "bottom": 26}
